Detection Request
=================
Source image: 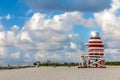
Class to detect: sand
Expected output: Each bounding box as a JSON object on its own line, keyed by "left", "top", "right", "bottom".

{"left": 0, "top": 66, "right": 120, "bottom": 80}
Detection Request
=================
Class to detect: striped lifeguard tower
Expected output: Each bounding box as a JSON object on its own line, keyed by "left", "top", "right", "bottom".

{"left": 79, "top": 31, "right": 106, "bottom": 68}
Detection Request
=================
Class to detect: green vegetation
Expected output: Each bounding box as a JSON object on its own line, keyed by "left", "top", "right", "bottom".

{"left": 105, "top": 62, "right": 120, "bottom": 66}
{"left": 33, "top": 61, "right": 120, "bottom": 67}
{"left": 33, "top": 61, "right": 79, "bottom": 67}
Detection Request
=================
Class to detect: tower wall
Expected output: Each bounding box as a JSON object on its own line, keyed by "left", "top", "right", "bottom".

{"left": 88, "top": 37, "right": 104, "bottom": 56}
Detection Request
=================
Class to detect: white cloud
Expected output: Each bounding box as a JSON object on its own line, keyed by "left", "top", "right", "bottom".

{"left": 10, "top": 51, "right": 20, "bottom": 59}
{"left": 26, "top": 9, "right": 33, "bottom": 15}
{"left": 0, "top": 32, "right": 7, "bottom": 46}
{"left": 25, "top": 53, "right": 32, "bottom": 62}
{"left": 0, "top": 31, "right": 16, "bottom": 47}
{"left": 25, "top": 53, "right": 31, "bottom": 58}
{"left": 49, "top": 53, "right": 61, "bottom": 60}
{"left": 70, "top": 42, "right": 77, "bottom": 49}
{"left": 11, "top": 25, "right": 19, "bottom": 31}
{"left": 0, "top": 24, "right": 4, "bottom": 30}
{"left": 34, "top": 52, "right": 46, "bottom": 61}
{"left": 95, "top": 0, "right": 120, "bottom": 40}
{"left": 5, "top": 14, "right": 11, "bottom": 20}
{"left": 109, "top": 0, "right": 120, "bottom": 13}
{"left": 0, "top": 11, "right": 97, "bottom": 63}
{"left": 20, "top": 31, "right": 32, "bottom": 42}
{"left": 68, "top": 34, "right": 73, "bottom": 38}
{"left": 0, "top": 47, "right": 5, "bottom": 56}
{"left": 94, "top": 0, "right": 120, "bottom": 61}
{"left": 65, "top": 50, "right": 83, "bottom": 62}
{"left": 105, "top": 49, "right": 120, "bottom": 61}
{"left": 6, "top": 31, "right": 16, "bottom": 46}
{"left": 20, "top": 11, "right": 96, "bottom": 52}
{"left": 106, "top": 40, "right": 120, "bottom": 48}
{"left": 24, "top": 12, "right": 97, "bottom": 31}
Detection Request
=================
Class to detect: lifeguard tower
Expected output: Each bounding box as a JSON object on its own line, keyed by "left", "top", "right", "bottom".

{"left": 78, "top": 32, "right": 106, "bottom": 68}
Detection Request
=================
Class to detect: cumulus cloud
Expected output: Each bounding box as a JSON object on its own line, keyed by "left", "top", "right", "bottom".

{"left": 0, "top": 14, "right": 11, "bottom": 21}
{"left": 0, "top": 31, "right": 16, "bottom": 47}
{"left": 24, "top": 53, "right": 33, "bottom": 62}
{"left": 26, "top": 9, "right": 33, "bottom": 15}
{"left": 22, "top": 0, "right": 111, "bottom": 12}
{"left": 106, "top": 40, "right": 120, "bottom": 49}
{"left": 0, "top": 47, "right": 5, "bottom": 56}
{"left": 94, "top": 0, "right": 120, "bottom": 62}
{"left": 19, "top": 12, "right": 96, "bottom": 52}
{"left": 105, "top": 49, "right": 120, "bottom": 61}
{"left": 24, "top": 12, "right": 97, "bottom": 31}
{"left": 10, "top": 25, "right": 20, "bottom": 31}
{"left": 0, "top": 11, "right": 98, "bottom": 63}
{"left": 0, "top": 24, "right": 3, "bottom": 31}
{"left": 95, "top": 0, "right": 120, "bottom": 40}
{"left": 34, "top": 52, "right": 46, "bottom": 61}
{"left": 5, "top": 14, "right": 11, "bottom": 20}
{"left": 49, "top": 53, "right": 61, "bottom": 60}
{"left": 0, "top": 32, "right": 8, "bottom": 47}
{"left": 19, "top": 31, "right": 32, "bottom": 42}
{"left": 34, "top": 51, "right": 62, "bottom": 62}
{"left": 5, "top": 11, "right": 92, "bottom": 63}
{"left": 64, "top": 50, "right": 85, "bottom": 62}
{"left": 70, "top": 42, "right": 77, "bottom": 49}
{"left": 10, "top": 51, "right": 20, "bottom": 59}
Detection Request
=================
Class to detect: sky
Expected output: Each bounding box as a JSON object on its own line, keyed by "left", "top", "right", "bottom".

{"left": 0, "top": 0, "right": 120, "bottom": 64}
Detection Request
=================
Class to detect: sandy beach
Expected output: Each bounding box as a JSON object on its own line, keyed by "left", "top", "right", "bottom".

{"left": 0, "top": 66, "right": 120, "bottom": 80}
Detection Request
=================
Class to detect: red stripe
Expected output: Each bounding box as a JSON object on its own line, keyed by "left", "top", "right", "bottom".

{"left": 89, "top": 53, "right": 104, "bottom": 56}
{"left": 89, "top": 42, "right": 103, "bottom": 44}
{"left": 89, "top": 45, "right": 104, "bottom": 47}
{"left": 90, "top": 37, "right": 101, "bottom": 39}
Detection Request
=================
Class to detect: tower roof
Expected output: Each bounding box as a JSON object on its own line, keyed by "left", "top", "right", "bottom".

{"left": 91, "top": 31, "right": 99, "bottom": 37}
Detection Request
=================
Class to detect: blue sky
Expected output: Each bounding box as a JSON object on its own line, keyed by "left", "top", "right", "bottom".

{"left": 0, "top": 0, "right": 120, "bottom": 64}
